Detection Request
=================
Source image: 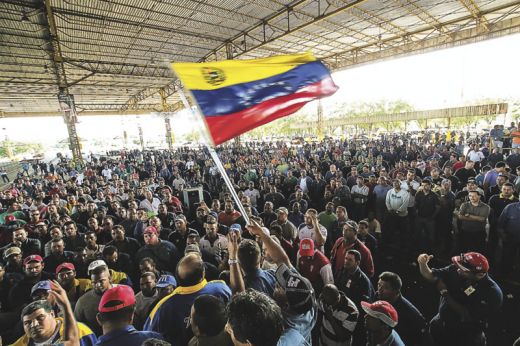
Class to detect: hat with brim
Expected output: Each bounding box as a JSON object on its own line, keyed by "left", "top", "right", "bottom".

{"left": 4, "top": 246, "right": 21, "bottom": 259}
{"left": 361, "top": 300, "right": 398, "bottom": 328}
{"left": 275, "top": 263, "right": 314, "bottom": 313}
{"left": 452, "top": 252, "right": 489, "bottom": 273}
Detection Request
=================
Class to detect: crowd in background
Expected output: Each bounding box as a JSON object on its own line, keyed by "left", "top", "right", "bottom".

{"left": 0, "top": 124, "right": 519, "bottom": 345}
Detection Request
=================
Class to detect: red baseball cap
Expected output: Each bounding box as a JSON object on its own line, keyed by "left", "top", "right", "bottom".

{"left": 56, "top": 262, "right": 75, "bottom": 274}
{"left": 452, "top": 252, "right": 489, "bottom": 273}
{"left": 144, "top": 226, "right": 158, "bottom": 235}
{"left": 5, "top": 215, "right": 16, "bottom": 223}
{"left": 99, "top": 285, "right": 136, "bottom": 313}
{"left": 361, "top": 300, "right": 398, "bottom": 327}
{"left": 23, "top": 255, "right": 43, "bottom": 266}
{"left": 299, "top": 238, "right": 315, "bottom": 257}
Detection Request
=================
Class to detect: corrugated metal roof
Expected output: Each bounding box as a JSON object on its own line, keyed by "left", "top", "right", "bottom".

{"left": 1, "top": 0, "right": 520, "bottom": 115}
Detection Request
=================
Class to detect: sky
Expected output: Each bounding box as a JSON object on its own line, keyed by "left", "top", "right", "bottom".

{"left": 2, "top": 32, "right": 520, "bottom": 147}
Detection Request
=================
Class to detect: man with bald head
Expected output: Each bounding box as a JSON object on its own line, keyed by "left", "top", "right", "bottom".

{"left": 144, "top": 253, "right": 231, "bottom": 346}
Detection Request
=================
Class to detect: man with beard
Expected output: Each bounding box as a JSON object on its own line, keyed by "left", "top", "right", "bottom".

{"left": 157, "top": 203, "right": 175, "bottom": 229}
{"left": 199, "top": 218, "right": 228, "bottom": 262}
{"left": 1, "top": 227, "right": 41, "bottom": 258}
{"left": 3, "top": 246, "right": 23, "bottom": 276}
{"left": 168, "top": 214, "right": 197, "bottom": 254}
{"left": 106, "top": 225, "right": 140, "bottom": 259}
{"left": 189, "top": 205, "right": 209, "bottom": 234}
{"left": 218, "top": 200, "right": 241, "bottom": 227}
{"left": 74, "top": 262, "right": 116, "bottom": 336}
{"left": 9, "top": 255, "right": 54, "bottom": 311}
{"left": 418, "top": 252, "right": 502, "bottom": 346}
{"left": 102, "top": 245, "right": 134, "bottom": 279}
{"left": 259, "top": 201, "right": 277, "bottom": 228}
{"left": 63, "top": 221, "right": 86, "bottom": 252}
{"left": 331, "top": 220, "right": 374, "bottom": 278}
{"left": 162, "top": 186, "right": 183, "bottom": 214}
{"left": 134, "top": 272, "right": 158, "bottom": 330}
{"left": 136, "top": 226, "right": 179, "bottom": 273}
{"left": 56, "top": 262, "right": 92, "bottom": 305}
{"left": 43, "top": 237, "right": 75, "bottom": 274}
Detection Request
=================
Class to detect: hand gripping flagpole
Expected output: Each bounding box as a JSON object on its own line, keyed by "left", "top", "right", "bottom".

{"left": 177, "top": 88, "right": 250, "bottom": 225}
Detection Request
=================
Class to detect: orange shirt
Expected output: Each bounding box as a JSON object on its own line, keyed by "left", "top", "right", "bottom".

{"left": 511, "top": 130, "right": 520, "bottom": 145}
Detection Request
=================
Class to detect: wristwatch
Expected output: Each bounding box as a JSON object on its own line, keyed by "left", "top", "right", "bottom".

{"left": 228, "top": 258, "right": 238, "bottom": 265}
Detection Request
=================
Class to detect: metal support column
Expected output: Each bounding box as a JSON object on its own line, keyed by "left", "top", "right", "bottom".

{"left": 43, "top": 0, "right": 83, "bottom": 164}
{"left": 317, "top": 99, "right": 324, "bottom": 140}
{"left": 59, "top": 92, "right": 82, "bottom": 165}
{"left": 138, "top": 123, "right": 144, "bottom": 151}
{"left": 159, "top": 89, "right": 174, "bottom": 150}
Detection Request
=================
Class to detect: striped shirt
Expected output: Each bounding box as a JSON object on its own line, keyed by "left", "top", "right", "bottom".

{"left": 318, "top": 291, "right": 358, "bottom": 346}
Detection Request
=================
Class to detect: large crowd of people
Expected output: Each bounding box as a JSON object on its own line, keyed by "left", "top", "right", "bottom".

{"left": 0, "top": 125, "right": 519, "bottom": 346}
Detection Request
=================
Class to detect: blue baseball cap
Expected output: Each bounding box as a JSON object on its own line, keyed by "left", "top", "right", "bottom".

{"left": 230, "top": 224, "right": 242, "bottom": 233}
{"left": 156, "top": 275, "right": 177, "bottom": 288}
{"left": 31, "top": 280, "right": 51, "bottom": 296}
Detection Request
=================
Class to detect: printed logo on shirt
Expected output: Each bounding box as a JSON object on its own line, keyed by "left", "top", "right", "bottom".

{"left": 287, "top": 277, "right": 301, "bottom": 288}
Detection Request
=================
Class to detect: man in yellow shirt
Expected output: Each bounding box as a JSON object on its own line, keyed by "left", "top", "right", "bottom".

{"left": 12, "top": 281, "right": 97, "bottom": 346}
{"left": 56, "top": 262, "right": 92, "bottom": 305}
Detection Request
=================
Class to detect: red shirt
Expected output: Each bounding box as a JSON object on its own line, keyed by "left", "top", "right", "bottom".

{"left": 331, "top": 238, "right": 374, "bottom": 278}
{"left": 165, "top": 197, "right": 183, "bottom": 214}
{"left": 218, "top": 210, "right": 241, "bottom": 227}
{"left": 298, "top": 250, "right": 331, "bottom": 291}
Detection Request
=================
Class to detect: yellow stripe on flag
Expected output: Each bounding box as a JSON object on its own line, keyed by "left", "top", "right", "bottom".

{"left": 171, "top": 52, "right": 317, "bottom": 90}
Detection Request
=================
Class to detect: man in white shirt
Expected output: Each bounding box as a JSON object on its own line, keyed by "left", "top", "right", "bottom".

{"left": 101, "top": 166, "right": 112, "bottom": 181}
{"left": 243, "top": 181, "right": 261, "bottom": 208}
{"left": 298, "top": 208, "right": 327, "bottom": 252}
{"left": 139, "top": 190, "right": 161, "bottom": 214}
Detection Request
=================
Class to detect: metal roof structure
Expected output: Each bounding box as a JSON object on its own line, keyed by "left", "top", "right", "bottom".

{"left": 1, "top": 0, "right": 520, "bottom": 118}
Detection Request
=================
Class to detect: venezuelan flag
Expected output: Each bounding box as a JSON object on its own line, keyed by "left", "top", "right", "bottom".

{"left": 172, "top": 52, "right": 338, "bottom": 145}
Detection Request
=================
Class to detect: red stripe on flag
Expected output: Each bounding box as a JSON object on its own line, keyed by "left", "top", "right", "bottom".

{"left": 204, "top": 77, "right": 338, "bottom": 145}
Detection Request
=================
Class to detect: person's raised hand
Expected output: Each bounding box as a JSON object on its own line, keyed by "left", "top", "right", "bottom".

{"left": 48, "top": 280, "right": 70, "bottom": 309}
{"left": 246, "top": 219, "right": 264, "bottom": 237}
{"left": 417, "top": 253, "right": 433, "bottom": 265}
{"left": 227, "top": 231, "right": 239, "bottom": 260}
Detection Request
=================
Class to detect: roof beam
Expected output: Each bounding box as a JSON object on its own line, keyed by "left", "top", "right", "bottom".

{"left": 0, "top": 109, "right": 156, "bottom": 117}
{"left": 123, "top": 0, "right": 370, "bottom": 109}
{"left": 54, "top": 8, "right": 225, "bottom": 44}
{"left": 347, "top": 6, "right": 408, "bottom": 37}
{"left": 291, "top": 104, "right": 509, "bottom": 128}
{"left": 394, "top": 0, "right": 447, "bottom": 34}
{"left": 325, "top": 2, "right": 520, "bottom": 70}
{"left": 64, "top": 59, "right": 173, "bottom": 79}
{"left": 459, "top": 0, "right": 489, "bottom": 30}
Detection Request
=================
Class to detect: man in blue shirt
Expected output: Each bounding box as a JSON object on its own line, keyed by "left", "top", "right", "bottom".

{"left": 497, "top": 201, "right": 520, "bottom": 277}
{"left": 418, "top": 252, "right": 503, "bottom": 346}
{"left": 95, "top": 285, "right": 163, "bottom": 346}
{"left": 236, "top": 238, "right": 276, "bottom": 297}
{"left": 144, "top": 253, "right": 231, "bottom": 345}
{"left": 377, "top": 271, "right": 428, "bottom": 345}
{"left": 245, "top": 220, "right": 317, "bottom": 345}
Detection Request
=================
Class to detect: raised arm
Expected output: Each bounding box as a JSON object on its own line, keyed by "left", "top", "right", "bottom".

{"left": 247, "top": 220, "right": 291, "bottom": 267}
{"left": 49, "top": 280, "right": 80, "bottom": 345}
{"left": 228, "top": 232, "right": 245, "bottom": 294}
{"left": 417, "top": 253, "right": 435, "bottom": 283}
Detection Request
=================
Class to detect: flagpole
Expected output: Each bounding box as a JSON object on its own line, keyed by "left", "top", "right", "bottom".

{"left": 177, "top": 89, "right": 250, "bottom": 225}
